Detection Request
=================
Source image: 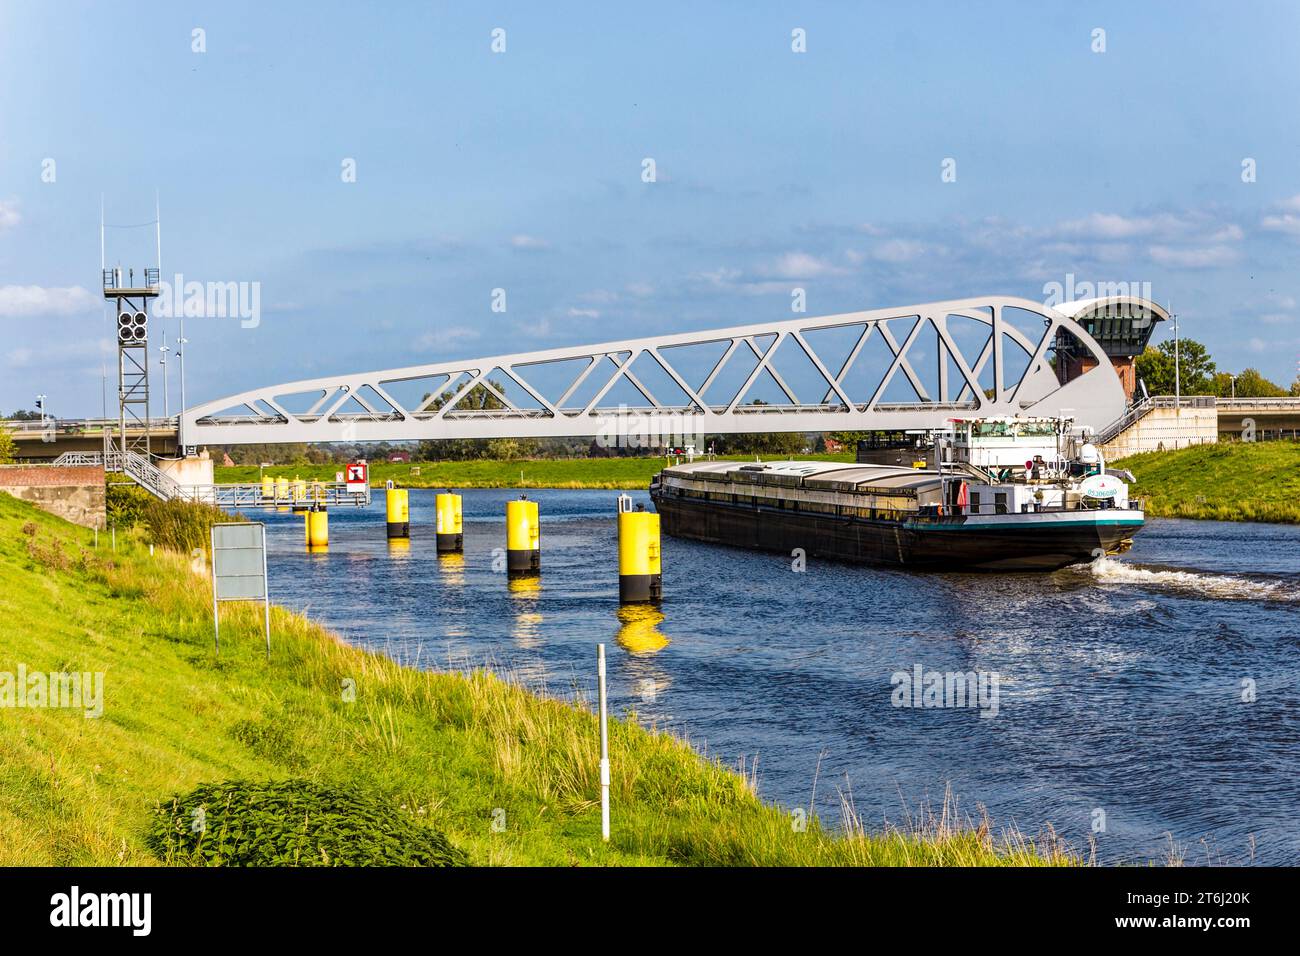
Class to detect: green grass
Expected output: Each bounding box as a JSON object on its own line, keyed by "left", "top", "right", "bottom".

{"left": 214, "top": 454, "right": 856, "bottom": 491}
{"left": 1114, "top": 440, "right": 1300, "bottom": 523}
{"left": 0, "top": 493, "right": 1076, "bottom": 867}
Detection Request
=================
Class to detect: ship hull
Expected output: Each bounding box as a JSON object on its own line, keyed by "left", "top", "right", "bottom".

{"left": 650, "top": 490, "right": 1142, "bottom": 572}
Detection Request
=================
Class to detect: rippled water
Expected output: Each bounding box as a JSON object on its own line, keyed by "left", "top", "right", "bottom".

{"left": 255, "top": 489, "right": 1300, "bottom": 865}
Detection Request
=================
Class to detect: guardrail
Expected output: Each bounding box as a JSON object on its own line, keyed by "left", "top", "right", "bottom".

{"left": 1215, "top": 397, "right": 1300, "bottom": 409}
{"left": 207, "top": 483, "right": 371, "bottom": 509}
{"left": 2, "top": 417, "right": 179, "bottom": 435}
{"left": 1095, "top": 395, "right": 1217, "bottom": 445}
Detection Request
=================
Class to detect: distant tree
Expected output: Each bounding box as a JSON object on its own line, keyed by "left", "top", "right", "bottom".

{"left": 712, "top": 431, "right": 806, "bottom": 456}
{"left": 1134, "top": 339, "right": 1216, "bottom": 395}
{"left": 1206, "top": 372, "right": 1234, "bottom": 398}
{"left": 1230, "top": 368, "right": 1289, "bottom": 398}
{"left": 417, "top": 438, "right": 492, "bottom": 461}
{"left": 0, "top": 424, "right": 15, "bottom": 463}
{"left": 415, "top": 380, "right": 513, "bottom": 461}
{"left": 7, "top": 409, "right": 42, "bottom": 421}
{"left": 485, "top": 438, "right": 540, "bottom": 460}
{"left": 1291, "top": 377, "right": 1300, "bottom": 398}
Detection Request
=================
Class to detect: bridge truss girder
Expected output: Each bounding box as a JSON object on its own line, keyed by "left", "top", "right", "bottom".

{"left": 181, "top": 295, "right": 1129, "bottom": 445}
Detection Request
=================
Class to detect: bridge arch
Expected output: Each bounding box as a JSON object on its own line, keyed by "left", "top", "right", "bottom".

{"left": 181, "top": 295, "right": 1140, "bottom": 445}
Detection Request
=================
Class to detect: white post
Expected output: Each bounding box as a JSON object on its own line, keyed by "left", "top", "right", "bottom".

{"left": 262, "top": 525, "right": 271, "bottom": 660}
{"left": 597, "top": 642, "right": 610, "bottom": 842}
{"left": 1172, "top": 301, "right": 1180, "bottom": 413}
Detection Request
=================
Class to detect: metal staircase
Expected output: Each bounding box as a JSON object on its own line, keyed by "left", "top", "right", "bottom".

{"left": 54, "top": 450, "right": 187, "bottom": 500}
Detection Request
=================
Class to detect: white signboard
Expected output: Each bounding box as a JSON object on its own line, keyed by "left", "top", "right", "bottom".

{"left": 345, "top": 462, "right": 369, "bottom": 494}
{"left": 211, "top": 522, "right": 270, "bottom": 656}
{"left": 1079, "top": 473, "right": 1123, "bottom": 500}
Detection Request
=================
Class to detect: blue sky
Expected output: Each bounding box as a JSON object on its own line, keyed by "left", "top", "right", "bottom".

{"left": 2, "top": 0, "right": 1299, "bottom": 417}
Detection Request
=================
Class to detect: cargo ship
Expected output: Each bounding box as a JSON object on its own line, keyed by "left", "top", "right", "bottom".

{"left": 649, "top": 417, "right": 1143, "bottom": 571}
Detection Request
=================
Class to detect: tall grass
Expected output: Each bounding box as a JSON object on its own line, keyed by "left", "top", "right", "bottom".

{"left": 137, "top": 497, "right": 241, "bottom": 552}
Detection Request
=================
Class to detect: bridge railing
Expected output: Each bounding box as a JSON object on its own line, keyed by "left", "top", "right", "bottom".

{"left": 2, "top": 416, "right": 179, "bottom": 435}
{"left": 1215, "top": 397, "right": 1300, "bottom": 409}
{"left": 1094, "top": 395, "right": 1217, "bottom": 445}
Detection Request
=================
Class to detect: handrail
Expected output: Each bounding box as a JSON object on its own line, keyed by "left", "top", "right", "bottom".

{"left": 1095, "top": 395, "right": 1218, "bottom": 444}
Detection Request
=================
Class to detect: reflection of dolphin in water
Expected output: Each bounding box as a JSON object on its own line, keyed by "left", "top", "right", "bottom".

{"left": 508, "top": 574, "right": 541, "bottom": 596}
{"left": 438, "top": 550, "right": 466, "bottom": 585}
{"left": 616, "top": 605, "right": 670, "bottom": 656}
{"left": 509, "top": 575, "right": 543, "bottom": 648}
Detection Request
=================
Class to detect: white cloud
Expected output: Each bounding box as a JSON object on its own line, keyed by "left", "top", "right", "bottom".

{"left": 416, "top": 326, "right": 480, "bottom": 351}
{"left": 0, "top": 285, "right": 98, "bottom": 317}
{"left": 1147, "top": 245, "right": 1240, "bottom": 268}
{"left": 509, "top": 234, "right": 549, "bottom": 250}
{"left": 1050, "top": 210, "right": 1242, "bottom": 246}
{"left": 866, "top": 239, "right": 927, "bottom": 264}
{"left": 566, "top": 308, "right": 601, "bottom": 319}
{"left": 5, "top": 338, "right": 111, "bottom": 369}
{"left": 1261, "top": 197, "right": 1300, "bottom": 237}
{"left": 1054, "top": 212, "right": 1157, "bottom": 240}
{"left": 0, "top": 200, "right": 19, "bottom": 231}
{"left": 762, "top": 251, "right": 847, "bottom": 279}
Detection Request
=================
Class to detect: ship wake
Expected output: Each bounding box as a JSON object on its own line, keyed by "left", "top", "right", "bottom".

{"left": 1083, "top": 557, "right": 1299, "bottom": 602}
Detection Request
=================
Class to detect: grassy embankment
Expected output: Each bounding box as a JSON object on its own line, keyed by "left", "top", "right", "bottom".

{"left": 1114, "top": 440, "right": 1300, "bottom": 523}
{"left": 0, "top": 492, "right": 1074, "bottom": 866}
{"left": 214, "top": 454, "right": 856, "bottom": 491}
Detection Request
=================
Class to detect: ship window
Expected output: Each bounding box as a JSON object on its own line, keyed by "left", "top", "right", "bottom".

{"left": 969, "top": 492, "right": 981, "bottom": 514}
{"left": 995, "top": 492, "right": 1007, "bottom": 514}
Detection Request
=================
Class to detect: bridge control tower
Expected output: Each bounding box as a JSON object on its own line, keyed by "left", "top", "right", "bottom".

{"left": 1053, "top": 297, "right": 1168, "bottom": 402}
{"left": 103, "top": 265, "right": 160, "bottom": 460}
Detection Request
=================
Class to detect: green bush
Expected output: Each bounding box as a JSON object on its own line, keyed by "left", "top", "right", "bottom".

{"left": 105, "top": 476, "right": 154, "bottom": 527}
{"left": 146, "top": 779, "right": 468, "bottom": 867}
{"left": 141, "top": 497, "right": 239, "bottom": 552}
{"left": 0, "top": 424, "right": 15, "bottom": 464}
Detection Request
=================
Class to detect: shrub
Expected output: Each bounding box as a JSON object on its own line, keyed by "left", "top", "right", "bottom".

{"left": 141, "top": 498, "right": 240, "bottom": 553}
{"left": 146, "top": 779, "right": 468, "bottom": 867}
{"left": 105, "top": 477, "right": 154, "bottom": 528}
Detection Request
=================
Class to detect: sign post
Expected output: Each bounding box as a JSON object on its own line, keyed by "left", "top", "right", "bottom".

{"left": 210, "top": 522, "right": 271, "bottom": 658}
{"left": 345, "top": 462, "right": 369, "bottom": 495}
{"left": 597, "top": 643, "right": 610, "bottom": 841}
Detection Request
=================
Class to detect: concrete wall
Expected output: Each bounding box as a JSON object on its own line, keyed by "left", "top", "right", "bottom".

{"left": 159, "top": 453, "right": 214, "bottom": 486}
{"left": 0, "top": 464, "right": 106, "bottom": 528}
{"left": 1100, "top": 406, "right": 1218, "bottom": 459}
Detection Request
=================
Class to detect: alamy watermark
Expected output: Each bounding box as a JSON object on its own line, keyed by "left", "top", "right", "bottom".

{"left": 154, "top": 272, "right": 261, "bottom": 328}
{"left": 595, "top": 406, "right": 705, "bottom": 452}
{"left": 891, "top": 664, "right": 1000, "bottom": 718}
{"left": 0, "top": 665, "right": 103, "bottom": 719}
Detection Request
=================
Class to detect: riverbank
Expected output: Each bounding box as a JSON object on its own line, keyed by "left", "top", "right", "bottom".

{"left": 0, "top": 492, "right": 1073, "bottom": 866}
{"left": 214, "top": 454, "right": 855, "bottom": 491}
{"left": 1114, "top": 440, "right": 1300, "bottom": 523}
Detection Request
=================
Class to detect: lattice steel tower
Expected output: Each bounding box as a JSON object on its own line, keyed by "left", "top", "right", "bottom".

{"left": 103, "top": 265, "right": 160, "bottom": 459}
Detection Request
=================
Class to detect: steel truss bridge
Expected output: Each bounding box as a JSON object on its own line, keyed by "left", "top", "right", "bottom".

{"left": 182, "top": 296, "right": 1142, "bottom": 445}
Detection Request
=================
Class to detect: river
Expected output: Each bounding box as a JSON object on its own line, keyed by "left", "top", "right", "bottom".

{"left": 255, "top": 488, "right": 1300, "bottom": 865}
